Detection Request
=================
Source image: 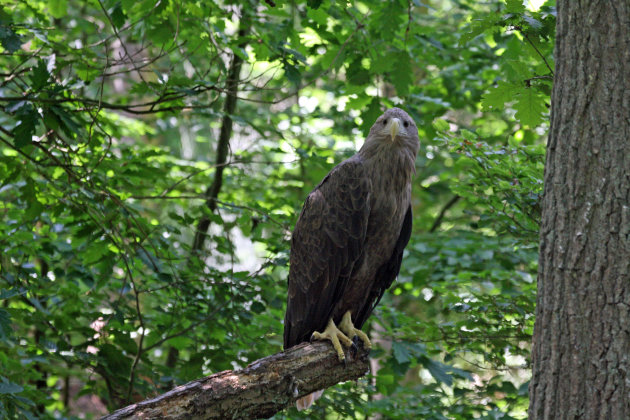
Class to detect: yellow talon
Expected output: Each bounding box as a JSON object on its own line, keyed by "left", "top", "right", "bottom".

{"left": 311, "top": 311, "right": 372, "bottom": 362}
{"left": 311, "top": 318, "right": 353, "bottom": 361}
{"left": 338, "top": 311, "right": 371, "bottom": 349}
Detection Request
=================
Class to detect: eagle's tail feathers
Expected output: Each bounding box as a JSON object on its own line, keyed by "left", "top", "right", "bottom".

{"left": 296, "top": 390, "right": 324, "bottom": 410}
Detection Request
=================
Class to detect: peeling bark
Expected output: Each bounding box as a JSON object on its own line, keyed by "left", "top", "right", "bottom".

{"left": 102, "top": 342, "right": 370, "bottom": 420}
{"left": 529, "top": 1, "right": 630, "bottom": 419}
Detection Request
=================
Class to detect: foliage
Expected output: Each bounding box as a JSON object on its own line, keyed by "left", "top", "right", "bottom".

{"left": 0, "top": 0, "right": 552, "bottom": 418}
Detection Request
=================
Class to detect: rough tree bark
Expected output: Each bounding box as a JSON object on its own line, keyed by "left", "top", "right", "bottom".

{"left": 529, "top": 1, "right": 630, "bottom": 419}
{"left": 102, "top": 342, "right": 369, "bottom": 420}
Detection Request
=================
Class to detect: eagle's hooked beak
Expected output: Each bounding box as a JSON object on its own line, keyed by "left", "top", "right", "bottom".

{"left": 389, "top": 118, "right": 400, "bottom": 142}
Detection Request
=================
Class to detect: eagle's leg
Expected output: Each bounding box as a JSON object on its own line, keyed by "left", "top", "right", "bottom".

{"left": 311, "top": 318, "right": 353, "bottom": 362}
{"left": 338, "top": 311, "right": 372, "bottom": 350}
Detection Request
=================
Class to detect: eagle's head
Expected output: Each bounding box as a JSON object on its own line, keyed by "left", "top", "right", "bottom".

{"left": 362, "top": 107, "right": 420, "bottom": 160}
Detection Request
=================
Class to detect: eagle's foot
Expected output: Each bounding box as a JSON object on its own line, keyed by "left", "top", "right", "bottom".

{"left": 339, "top": 311, "right": 371, "bottom": 350}
{"left": 311, "top": 318, "right": 353, "bottom": 362}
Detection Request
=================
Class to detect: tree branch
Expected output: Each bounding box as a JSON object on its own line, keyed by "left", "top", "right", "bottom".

{"left": 514, "top": 26, "right": 554, "bottom": 76}
{"left": 102, "top": 341, "right": 370, "bottom": 420}
{"left": 429, "top": 195, "right": 460, "bottom": 233}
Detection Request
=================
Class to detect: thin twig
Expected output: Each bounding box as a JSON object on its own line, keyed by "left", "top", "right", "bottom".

{"left": 97, "top": 0, "right": 154, "bottom": 92}
{"left": 519, "top": 29, "right": 554, "bottom": 76}
{"left": 123, "top": 256, "right": 146, "bottom": 403}
{"left": 429, "top": 195, "right": 461, "bottom": 232}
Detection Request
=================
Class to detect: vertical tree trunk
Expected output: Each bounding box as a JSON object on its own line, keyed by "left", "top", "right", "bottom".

{"left": 529, "top": 1, "right": 630, "bottom": 419}
{"left": 191, "top": 20, "right": 249, "bottom": 252}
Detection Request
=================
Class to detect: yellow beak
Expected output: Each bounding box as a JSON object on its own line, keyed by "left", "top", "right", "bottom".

{"left": 389, "top": 118, "right": 400, "bottom": 141}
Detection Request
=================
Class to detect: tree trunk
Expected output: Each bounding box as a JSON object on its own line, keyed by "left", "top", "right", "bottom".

{"left": 102, "top": 342, "right": 370, "bottom": 420}
{"left": 528, "top": 1, "right": 630, "bottom": 419}
{"left": 191, "top": 19, "right": 249, "bottom": 253}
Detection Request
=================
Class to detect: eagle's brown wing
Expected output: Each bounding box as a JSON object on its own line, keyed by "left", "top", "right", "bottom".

{"left": 283, "top": 157, "right": 370, "bottom": 349}
{"left": 353, "top": 204, "right": 412, "bottom": 329}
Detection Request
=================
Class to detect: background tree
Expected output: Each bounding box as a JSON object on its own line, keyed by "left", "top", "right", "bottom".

{"left": 529, "top": 1, "right": 630, "bottom": 418}
{"left": 0, "top": 0, "right": 553, "bottom": 418}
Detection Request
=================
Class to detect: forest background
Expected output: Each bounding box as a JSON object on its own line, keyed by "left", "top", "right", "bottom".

{"left": 0, "top": 0, "right": 554, "bottom": 418}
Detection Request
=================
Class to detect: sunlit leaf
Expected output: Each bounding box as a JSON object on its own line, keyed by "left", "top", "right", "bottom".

{"left": 514, "top": 87, "right": 547, "bottom": 127}
{"left": 49, "top": 0, "right": 68, "bottom": 18}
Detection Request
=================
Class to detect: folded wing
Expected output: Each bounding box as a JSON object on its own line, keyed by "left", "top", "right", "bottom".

{"left": 284, "top": 158, "right": 371, "bottom": 348}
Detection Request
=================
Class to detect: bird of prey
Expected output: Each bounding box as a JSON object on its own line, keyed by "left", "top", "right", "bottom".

{"left": 284, "top": 107, "right": 419, "bottom": 409}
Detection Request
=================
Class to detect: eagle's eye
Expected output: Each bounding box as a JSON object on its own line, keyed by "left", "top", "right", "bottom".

{"left": 382, "top": 119, "right": 388, "bottom": 125}
{"left": 403, "top": 121, "right": 409, "bottom": 128}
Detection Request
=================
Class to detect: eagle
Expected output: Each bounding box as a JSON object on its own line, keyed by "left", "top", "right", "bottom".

{"left": 283, "top": 107, "right": 419, "bottom": 409}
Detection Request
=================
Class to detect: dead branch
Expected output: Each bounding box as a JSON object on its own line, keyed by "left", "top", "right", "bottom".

{"left": 102, "top": 341, "right": 370, "bottom": 420}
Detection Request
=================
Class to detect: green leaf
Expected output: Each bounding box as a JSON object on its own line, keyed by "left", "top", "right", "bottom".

{"left": 425, "top": 359, "right": 453, "bottom": 386}
{"left": 100, "top": 343, "right": 131, "bottom": 378}
{"left": 392, "top": 341, "right": 412, "bottom": 364}
{"left": 0, "top": 24, "right": 22, "bottom": 52}
{"left": 75, "top": 61, "right": 100, "bottom": 83}
{"left": 514, "top": 87, "right": 546, "bottom": 127}
{"left": 12, "top": 104, "right": 38, "bottom": 148}
{"left": 283, "top": 62, "right": 300, "bottom": 86}
{"left": 0, "top": 288, "right": 26, "bottom": 299}
{"left": 319, "top": 45, "right": 345, "bottom": 70}
{"left": 375, "top": 371, "right": 396, "bottom": 395}
{"left": 307, "top": 0, "right": 323, "bottom": 9}
{"left": 370, "top": 51, "right": 395, "bottom": 74}
{"left": 433, "top": 118, "right": 449, "bottom": 132}
{"left": 389, "top": 51, "right": 413, "bottom": 96}
{"left": 0, "top": 309, "right": 11, "bottom": 340}
{"left": 114, "top": 333, "right": 138, "bottom": 354}
{"left": 82, "top": 242, "right": 111, "bottom": 265}
{"left": 111, "top": 2, "right": 127, "bottom": 29}
{"left": 523, "top": 15, "right": 543, "bottom": 31}
{"left": 28, "top": 297, "right": 50, "bottom": 315}
{"left": 307, "top": 7, "right": 327, "bottom": 25}
{"left": 30, "top": 60, "right": 49, "bottom": 90}
{"left": 372, "top": 7, "right": 404, "bottom": 41}
{"left": 0, "top": 377, "right": 23, "bottom": 394}
{"left": 251, "top": 301, "right": 265, "bottom": 313}
{"left": 502, "top": 35, "right": 525, "bottom": 60}
{"left": 281, "top": 46, "right": 307, "bottom": 64}
{"left": 481, "top": 81, "right": 518, "bottom": 111}
{"left": 147, "top": 21, "right": 172, "bottom": 45}
{"left": 23, "top": 196, "right": 44, "bottom": 221}
{"left": 360, "top": 97, "right": 381, "bottom": 136}
{"left": 459, "top": 14, "right": 501, "bottom": 45}
{"left": 49, "top": 0, "right": 68, "bottom": 18}
{"left": 505, "top": 0, "right": 525, "bottom": 13}
{"left": 347, "top": 59, "right": 369, "bottom": 86}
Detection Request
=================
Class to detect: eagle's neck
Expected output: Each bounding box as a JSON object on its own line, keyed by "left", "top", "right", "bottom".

{"left": 358, "top": 138, "right": 417, "bottom": 191}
